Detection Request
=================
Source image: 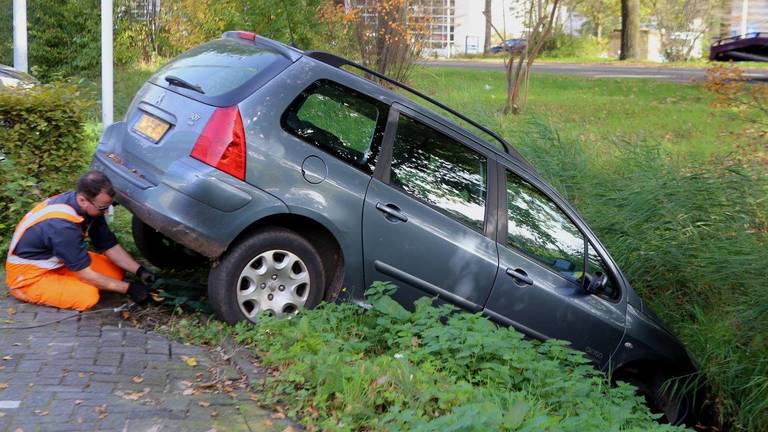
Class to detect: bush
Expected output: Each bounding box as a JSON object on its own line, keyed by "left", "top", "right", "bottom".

{"left": 539, "top": 32, "right": 607, "bottom": 60}
{"left": 0, "top": 82, "right": 95, "bottom": 249}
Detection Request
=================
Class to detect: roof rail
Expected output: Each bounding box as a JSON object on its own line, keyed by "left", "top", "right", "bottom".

{"left": 304, "top": 51, "right": 531, "bottom": 166}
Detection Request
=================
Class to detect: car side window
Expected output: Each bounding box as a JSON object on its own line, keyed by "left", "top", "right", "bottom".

{"left": 282, "top": 80, "right": 386, "bottom": 174}
{"left": 587, "top": 243, "right": 619, "bottom": 299}
{"left": 505, "top": 172, "right": 585, "bottom": 283}
{"left": 389, "top": 114, "right": 487, "bottom": 231}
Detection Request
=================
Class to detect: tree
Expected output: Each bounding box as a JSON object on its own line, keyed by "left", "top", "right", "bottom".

{"left": 620, "top": 0, "right": 640, "bottom": 60}
{"left": 346, "top": 0, "right": 431, "bottom": 84}
{"left": 483, "top": 0, "right": 492, "bottom": 54}
{"left": 486, "top": 0, "right": 562, "bottom": 114}
{"left": 648, "top": 0, "right": 719, "bottom": 61}
{"left": 565, "top": 0, "right": 620, "bottom": 40}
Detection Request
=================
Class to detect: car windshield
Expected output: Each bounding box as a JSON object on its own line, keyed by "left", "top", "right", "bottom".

{"left": 149, "top": 38, "right": 290, "bottom": 105}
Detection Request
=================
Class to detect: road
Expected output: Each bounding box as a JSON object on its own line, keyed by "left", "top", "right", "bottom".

{"left": 420, "top": 60, "right": 768, "bottom": 83}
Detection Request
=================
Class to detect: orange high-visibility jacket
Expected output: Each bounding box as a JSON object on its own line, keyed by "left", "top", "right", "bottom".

{"left": 5, "top": 198, "right": 84, "bottom": 290}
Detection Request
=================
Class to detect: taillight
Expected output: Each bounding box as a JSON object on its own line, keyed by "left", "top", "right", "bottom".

{"left": 235, "top": 31, "right": 257, "bottom": 41}
{"left": 190, "top": 106, "right": 246, "bottom": 180}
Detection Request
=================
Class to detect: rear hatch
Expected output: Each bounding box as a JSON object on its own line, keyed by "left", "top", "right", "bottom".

{"left": 114, "top": 34, "right": 295, "bottom": 185}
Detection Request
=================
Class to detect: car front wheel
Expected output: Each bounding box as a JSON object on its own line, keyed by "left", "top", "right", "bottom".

{"left": 208, "top": 227, "right": 326, "bottom": 324}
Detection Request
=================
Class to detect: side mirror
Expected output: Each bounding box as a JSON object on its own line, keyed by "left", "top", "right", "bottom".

{"left": 585, "top": 272, "right": 608, "bottom": 294}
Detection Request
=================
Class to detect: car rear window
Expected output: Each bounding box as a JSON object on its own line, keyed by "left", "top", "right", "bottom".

{"left": 149, "top": 38, "right": 291, "bottom": 106}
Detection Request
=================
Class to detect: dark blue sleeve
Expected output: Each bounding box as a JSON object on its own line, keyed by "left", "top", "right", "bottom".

{"left": 88, "top": 216, "right": 118, "bottom": 252}
{"left": 44, "top": 221, "right": 91, "bottom": 271}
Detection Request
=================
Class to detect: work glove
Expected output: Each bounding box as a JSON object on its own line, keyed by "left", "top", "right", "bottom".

{"left": 127, "top": 282, "right": 151, "bottom": 305}
{"left": 136, "top": 266, "right": 157, "bottom": 285}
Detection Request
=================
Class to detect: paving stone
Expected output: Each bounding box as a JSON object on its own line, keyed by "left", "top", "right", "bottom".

{"left": 0, "top": 288, "right": 289, "bottom": 432}
{"left": 20, "top": 390, "right": 53, "bottom": 407}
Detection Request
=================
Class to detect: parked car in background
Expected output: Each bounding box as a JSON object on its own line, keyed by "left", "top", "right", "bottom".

{"left": 489, "top": 38, "right": 527, "bottom": 54}
{"left": 0, "top": 64, "right": 38, "bottom": 91}
{"left": 91, "top": 31, "right": 700, "bottom": 425}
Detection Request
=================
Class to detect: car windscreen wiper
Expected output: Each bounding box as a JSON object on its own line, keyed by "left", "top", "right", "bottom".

{"left": 164, "top": 75, "right": 205, "bottom": 94}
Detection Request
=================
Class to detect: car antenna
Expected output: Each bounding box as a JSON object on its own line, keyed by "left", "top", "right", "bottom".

{"left": 281, "top": 0, "right": 298, "bottom": 49}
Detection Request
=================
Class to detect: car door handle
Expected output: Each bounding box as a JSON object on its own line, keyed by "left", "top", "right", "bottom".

{"left": 506, "top": 267, "right": 534, "bottom": 285}
{"left": 375, "top": 202, "right": 408, "bottom": 222}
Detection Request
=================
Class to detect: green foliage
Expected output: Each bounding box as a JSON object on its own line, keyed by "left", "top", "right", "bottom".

{"left": 0, "top": 83, "right": 95, "bottom": 249}
{"left": 539, "top": 33, "right": 607, "bottom": 60}
{"left": 215, "top": 282, "right": 682, "bottom": 431}
{"left": 29, "top": 0, "right": 101, "bottom": 80}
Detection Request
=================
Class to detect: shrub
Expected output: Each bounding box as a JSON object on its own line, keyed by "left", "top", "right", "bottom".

{"left": 539, "top": 32, "right": 607, "bottom": 60}
{"left": 0, "top": 82, "right": 94, "bottom": 249}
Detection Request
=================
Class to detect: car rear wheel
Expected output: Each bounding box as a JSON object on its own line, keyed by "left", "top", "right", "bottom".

{"left": 131, "top": 215, "right": 206, "bottom": 269}
{"left": 208, "top": 227, "right": 326, "bottom": 324}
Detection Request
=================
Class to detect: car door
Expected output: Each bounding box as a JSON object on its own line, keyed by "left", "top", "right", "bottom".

{"left": 361, "top": 105, "right": 499, "bottom": 311}
{"left": 483, "top": 163, "right": 627, "bottom": 367}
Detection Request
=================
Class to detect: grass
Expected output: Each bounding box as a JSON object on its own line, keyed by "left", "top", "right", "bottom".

{"left": 407, "top": 66, "right": 746, "bottom": 159}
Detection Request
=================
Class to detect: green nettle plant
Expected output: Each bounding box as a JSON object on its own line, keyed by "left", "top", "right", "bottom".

{"left": 224, "top": 282, "right": 683, "bottom": 431}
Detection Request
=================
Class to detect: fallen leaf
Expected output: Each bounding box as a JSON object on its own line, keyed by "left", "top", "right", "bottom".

{"left": 282, "top": 427, "right": 298, "bottom": 432}
{"left": 210, "top": 410, "right": 219, "bottom": 418}
{"left": 182, "top": 356, "right": 198, "bottom": 367}
{"left": 74, "top": 400, "right": 83, "bottom": 405}
{"left": 182, "top": 388, "right": 195, "bottom": 396}
{"left": 0, "top": 412, "right": 5, "bottom": 417}
{"left": 0, "top": 383, "right": 8, "bottom": 390}
{"left": 198, "top": 401, "right": 210, "bottom": 407}
{"left": 180, "top": 380, "right": 193, "bottom": 387}
{"left": 132, "top": 376, "right": 144, "bottom": 384}
{"left": 33, "top": 410, "right": 48, "bottom": 416}
{"left": 2, "top": 356, "right": 12, "bottom": 361}
{"left": 7, "top": 307, "right": 16, "bottom": 316}
{"left": 271, "top": 412, "right": 286, "bottom": 420}
{"left": 0, "top": 366, "right": 4, "bottom": 370}
{"left": 14, "top": 428, "right": 23, "bottom": 432}
{"left": 249, "top": 394, "right": 259, "bottom": 401}
{"left": 12, "top": 343, "right": 21, "bottom": 346}
{"left": 121, "top": 388, "right": 150, "bottom": 401}
{"left": 78, "top": 372, "right": 86, "bottom": 378}
{"left": 95, "top": 405, "right": 108, "bottom": 419}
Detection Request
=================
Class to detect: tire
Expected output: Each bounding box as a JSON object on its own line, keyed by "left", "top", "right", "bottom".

{"left": 131, "top": 215, "right": 206, "bottom": 269}
{"left": 627, "top": 373, "right": 693, "bottom": 426}
{"left": 208, "top": 227, "right": 326, "bottom": 324}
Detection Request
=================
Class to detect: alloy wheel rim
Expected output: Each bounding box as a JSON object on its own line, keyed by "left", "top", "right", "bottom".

{"left": 236, "top": 249, "right": 311, "bottom": 322}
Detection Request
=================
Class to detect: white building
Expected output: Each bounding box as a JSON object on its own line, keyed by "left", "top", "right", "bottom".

{"left": 345, "top": 0, "right": 571, "bottom": 58}
{"left": 729, "top": 0, "right": 768, "bottom": 35}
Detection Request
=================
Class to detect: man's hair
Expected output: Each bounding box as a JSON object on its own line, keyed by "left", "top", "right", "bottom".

{"left": 76, "top": 170, "right": 115, "bottom": 199}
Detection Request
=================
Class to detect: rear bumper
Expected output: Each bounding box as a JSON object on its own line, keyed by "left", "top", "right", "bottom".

{"left": 91, "top": 124, "right": 289, "bottom": 258}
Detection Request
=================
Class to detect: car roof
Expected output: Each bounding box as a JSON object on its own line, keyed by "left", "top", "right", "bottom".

{"left": 300, "top": 51, "right": 535, "bottom": 173}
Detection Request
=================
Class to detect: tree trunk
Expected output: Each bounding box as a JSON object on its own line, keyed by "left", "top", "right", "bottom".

{"left": 620, "top": 0, "right": 640, "bottom": 60}
{"left": 483, "top": 0, "right": 492, "bottom": 54}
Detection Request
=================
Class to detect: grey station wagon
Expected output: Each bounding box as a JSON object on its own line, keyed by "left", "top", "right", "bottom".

{"left": 91, "top": 31, "right": 699, "bottom": 424}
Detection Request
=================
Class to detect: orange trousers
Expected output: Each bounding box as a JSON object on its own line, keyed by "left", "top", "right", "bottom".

{"left": 9, "top": 252, "right": 124, "bottom": 311}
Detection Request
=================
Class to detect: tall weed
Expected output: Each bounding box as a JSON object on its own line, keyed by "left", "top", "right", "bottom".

{"left": 515, "top": 118, "right": 768, "bottom": 431}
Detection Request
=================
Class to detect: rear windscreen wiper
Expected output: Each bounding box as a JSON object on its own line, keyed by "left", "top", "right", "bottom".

{"left": 164, "top": 75, "right": 205, "bottom": 94}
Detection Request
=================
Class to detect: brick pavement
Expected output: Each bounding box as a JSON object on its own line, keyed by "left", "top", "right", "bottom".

{"left": 0, "top": 290, "right": 295, "bottom": 432}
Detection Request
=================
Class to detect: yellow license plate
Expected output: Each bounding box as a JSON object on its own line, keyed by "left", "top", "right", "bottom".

{"left": 133, "top": 113, "right": 170, "bottom": 142}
